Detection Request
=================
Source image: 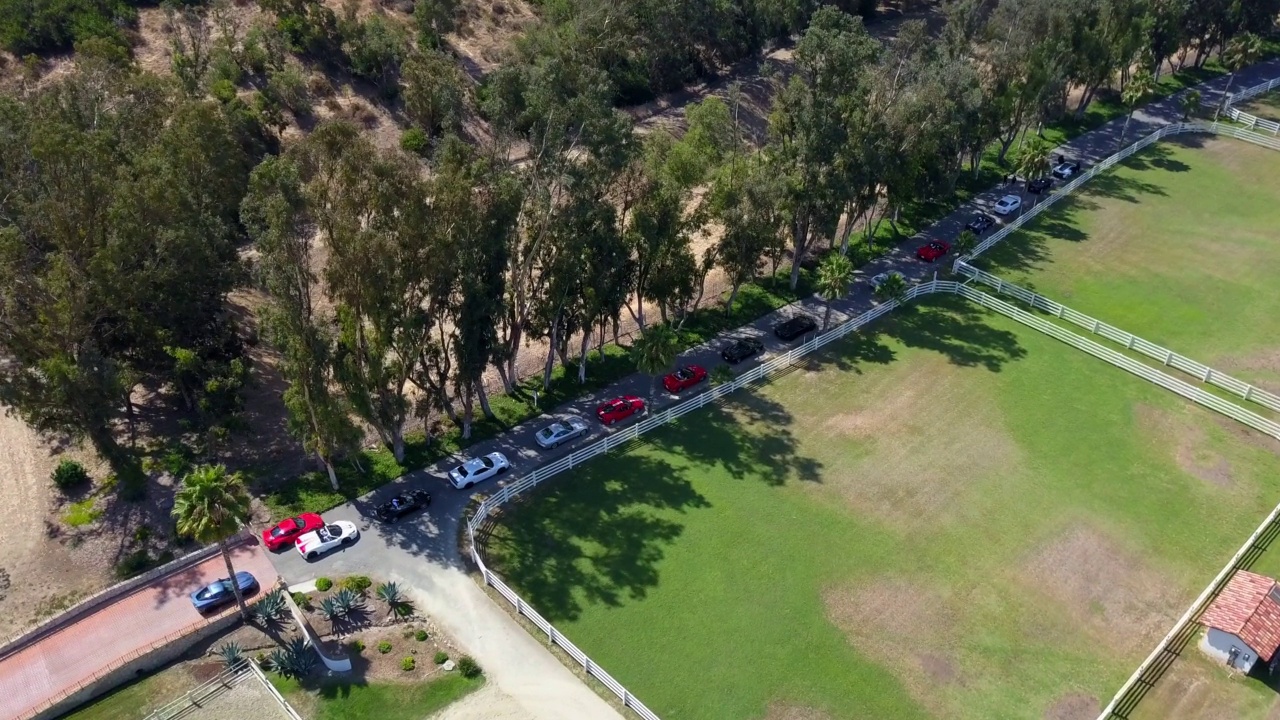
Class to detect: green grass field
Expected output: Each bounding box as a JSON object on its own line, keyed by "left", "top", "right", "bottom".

{"left": 973, "top": 135, "right": 1280, "bottom": 393}
{"left": 482, "top": 297, "right": 1280, "bottom": 720}
{"left": 271, "top": 673, "right": 484, "bottom": 720}
{"left": 1238, "top": 90, "right": 1280, "bottom": 122}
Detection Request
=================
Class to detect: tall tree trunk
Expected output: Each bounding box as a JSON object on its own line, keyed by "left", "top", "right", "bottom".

{"left": 577, "top": 328, "right": 591, "bottom": 384}
{"left": 320, "top": 453, "right": 339, "bottom": 490}
{"left": 495, "top": 362, "right": 514, "bottom": 394}
{"left": 220, "top": 539, "right": 249, "bottom": 622}
{"left": 477, "top": 382, "right": 495, "bottom": 419}
{"left": 504, "top": 322, "right": 523, "bottom": 390}
{"left": 542, "top": 319, "right": 558, "bottom": 391}
{"left": 824, "top": 301, "right": 833, "bottom": 330}
{"left": 460, "top": 390, "right": 473, "bottom": 440}
{"left": 726, "top": 282, "right": 742, "bottom": 315}
{"left": 391, "top": 427, "right": 404, "bottom": 464}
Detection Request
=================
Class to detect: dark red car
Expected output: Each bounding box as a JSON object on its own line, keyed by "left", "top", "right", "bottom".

{"left": 597, "top": 395, "right": 645, "bottom": 425}
{"left": 916, "top": 240, "right": 951, "bottom": 262}
{"left": 662, "top": 365, "right": 707, "bottom": 394}
{"left": 262, "top": 512, "right": 324, "bottom": 551}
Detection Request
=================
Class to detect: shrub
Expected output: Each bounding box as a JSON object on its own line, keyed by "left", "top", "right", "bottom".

{"left": 376, "top": 581, "right": 413, "bottom": 618}
{"left": 255, "top": 651, "right": 269, "bottom": 669}
{"left": 415, "top": 629, "right": 428, "bottom": 642}
{"left": 348, "top": 639, "right": 365, "bottom": 653}
{"left": 253, "top": 589, "right": 289, "bottom": 624}
{"left": 215, "top": 641, "right": 243, "bottom": 668}
{"left": 400, "top": 127, "right": 429, "bottom": 155}
{"left": 457, "top": 655, "right": 481, "bottom": 678}
{"left": 114, "top": 548, "right": 173, "bottom": 579}
{"left": 315, "top": 577, "right": 333, "bottom": 592}
{"left": 211, "top": 79, "right": 238, "bottom": 104}
{"left": 291, "top": 591, "right": 311, "bottom": 610}
{"left": 339, "top": 575, "right": 372, "bottom": 594}
{"left": 52, "top": 460, "right": 90, "bottom": 492}
{"left": 377, "top": 641, "right": 393, "bottom": 654}
{"left": 401, "top": 656, "right": 416, "bottom": 671}
{"left": 332, "top": 588, "right": 363, "bottom": 615}
{"left": 433, "top": 650, "right": 448, "bottom": 665}
{"left": 269, "top": 637, "right": 316, "bottom": 680}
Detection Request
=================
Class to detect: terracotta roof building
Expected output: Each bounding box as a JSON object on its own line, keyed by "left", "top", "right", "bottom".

{"left": 1198, "top": 570, "right": 1280, "bottom": 674}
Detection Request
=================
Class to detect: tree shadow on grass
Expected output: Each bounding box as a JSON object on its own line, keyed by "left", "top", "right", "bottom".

{"left": 480, "top": 453, "right": 710, "bottom": 623}
{"left": 883, "top": 299, "right": 1027, "bottom": 372}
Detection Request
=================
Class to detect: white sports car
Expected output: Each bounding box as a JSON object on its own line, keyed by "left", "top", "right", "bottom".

{"left": 295, "top": 520, "right": 359, "bottom": 560}
{"left": 448, "top": 452, "right": 510, "bottom": 489}
{"left": 534, "top": 418, "right": 590, "bottom": 449}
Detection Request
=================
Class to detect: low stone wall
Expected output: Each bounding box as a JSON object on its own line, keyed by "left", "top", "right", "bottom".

{"left": 31, "top": 611, "right": 243, "bottom": 720}
{"left": 0, "top": 533, "right": 252, "bottom": 662}
{"left": 279, "top": 580, "right": 351, "bottom": 672}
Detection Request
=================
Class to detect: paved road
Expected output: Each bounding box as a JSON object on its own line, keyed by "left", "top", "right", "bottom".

{"left": 0, "top": 543, "right": 278, "bottom": 720}
{"left": 265, "top": 60, "right": 1280, "bottom": 719}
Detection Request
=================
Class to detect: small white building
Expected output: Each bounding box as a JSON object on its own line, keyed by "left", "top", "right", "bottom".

{"left": 1198, "top": 569, "right": 1280, "bottom": 674}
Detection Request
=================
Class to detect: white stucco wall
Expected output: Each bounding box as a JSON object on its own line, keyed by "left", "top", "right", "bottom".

{"left": 1201, "top": 627, "right": 1259, "bottom": 673}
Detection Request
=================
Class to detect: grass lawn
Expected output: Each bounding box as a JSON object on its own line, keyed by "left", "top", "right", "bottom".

{"left": 972, "top": 135, "right": 1280, "bottom": 392}
{"left": 271, "top": 673, "right": 484, "bottom": 720}
{"left": 61, "top": 663, "right": 202, "bottom": 720}
{"left": 481, "top": 297, "right": 1280, "bottom": 720}
{"left": 1237, "top": 90, "right": 1280, "bottom": 122}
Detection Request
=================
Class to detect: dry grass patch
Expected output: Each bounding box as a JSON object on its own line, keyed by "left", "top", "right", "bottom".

{"left": 1043, "top": 692, "right": 1100, "bottom": 720}
{"left": 1019, "top": 524, "right": 1180, "bottom": 656}
{"left": 812, "top": 354, "right": 1022, "bottom": 533}
{"left": 757, "top": 702, "right": 836, "bottom": 720}
{"left": 1135, "top": 403, "right": 1236, "bottom": 489}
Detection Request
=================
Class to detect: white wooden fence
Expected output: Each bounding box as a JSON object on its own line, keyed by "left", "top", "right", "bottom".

{"left": 1225, "top": 76, "right": 1280, "bottom": 106}
{"left": 1226, "top": 106, "right": 1280, "bottom": 134}
{"left": 956, "top": 262, "right": 1280, "bottom": 416}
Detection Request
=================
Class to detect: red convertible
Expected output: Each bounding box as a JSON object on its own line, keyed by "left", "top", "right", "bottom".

{"left": 597, "top": 395, "right": 645, "bottom": 425}
{"left": 916, "top": 240, "right": 951, "bottom": 262}
{"left": 663, "top": 365, "right": 707, "bottom": 393}
{"left": 262, "top": 512, "right": 324, "bottom": 551}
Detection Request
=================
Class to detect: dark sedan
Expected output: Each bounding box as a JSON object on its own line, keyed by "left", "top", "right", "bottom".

{"left": 1026, "top": 177, "right": 1052, "bottom": 194}
{"left": 965, "top": 213, "right": 995, "bottom": 234}
{"left": 774, "top": 315, "right": 818, "bottom": 342}
{"left": 721, "top": 337, "right": 765, "bottom": 364}
{"left": 190, "top": 571, "right": 258, "bottom": 612}
{"left": 373, "top": 489, "right": 432, "bottom": 523}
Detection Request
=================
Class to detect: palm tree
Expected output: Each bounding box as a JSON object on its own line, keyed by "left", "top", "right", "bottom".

{"left": 1119, "top": 68, "right": 1155, "bottom": 148}
{"left": 173, "top": 464, "right": 254, "bottom": 621}
{"left": 874, "top": 273, "right": 908, "bottom": 305}
{"left": 1014, "top": 136, "right": 1052, "bottom": 193}
{"left": 1217, "top": 32, "right": 1263, "bottom": 120}
{"left": 814, "top": 253, "right": 854, "bottom": 330}
{"left": 1180, "top": 89, "right": 1202, "bottom": 121}
{"left": 632, "top": 325, "right": 681, "bottom": 395}
{"left": 955, "top": 229, "right": 978, "bottom": 258}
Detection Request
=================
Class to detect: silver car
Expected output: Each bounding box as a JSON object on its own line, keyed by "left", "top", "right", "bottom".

{"left": 534, "top": 417, "right": 590, "bottom": 449}
{"left": 448, "top": 452, "right": 510, "bottom": 489}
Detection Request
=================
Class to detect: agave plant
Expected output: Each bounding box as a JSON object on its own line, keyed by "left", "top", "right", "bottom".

{"left": 375, "top": 581, "right": 414, "bottom": 618}
{"left": 318, "top": 596, "right": 343, "bottom": 622}
{"left": 332, "top": 587, "right": 363, "bottom": 615}
{"left": 215, "top": 641, "right": 243, "bottom": 668}
{"left": 269, "top": 637, "right": 316, "bottom": 680}
{"left": 253, "top": 589, "right": 289, "bottom": 625}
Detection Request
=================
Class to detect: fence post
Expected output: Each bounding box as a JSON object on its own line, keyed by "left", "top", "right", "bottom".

{"left": 1126, "top": 335, "right": 1135, "bottom": 350}
{"left": 584, "top": 656, "right": 591, "bottom": 673}
{"left": 548, "top": 625, "right": 555, "bottom": 643}
{"left": 516, "top": 597, "right": 523, "bottom": 614}
{"left": 1165, "top": 350, "right": 1172, "bottom": 365}
{"left": 1092, "top": 319, "right": 1100, "bottom": 333}
{"left": 1245, "top": 386, "right": 1254, "bottom": 402}
{"left": 1204, "top": 367, "right": 1213, "bottom": 382}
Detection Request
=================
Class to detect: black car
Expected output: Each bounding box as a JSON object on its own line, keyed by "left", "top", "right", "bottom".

{"left": 1051, "top": 161, "right": 1082, "bottom": 180}
{"left": 773, "top": 315, "right": 818, "bottom": 342}
{"left": 374, "top": 489, "right": 432, "bottom": 523}
{"left": 965, "top": 213, "right": 995, "bottom": 234}
{"left": 1026, "top": 177, "right": 1052, "bottom": 194}
{"left": 721, "top": 337, "right": 765, "bottom": 364}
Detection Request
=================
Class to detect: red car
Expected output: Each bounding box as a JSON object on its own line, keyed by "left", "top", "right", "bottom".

{"left": 916, "top": 240, "right": 951, "bottom": 262}
{"left": 262, "top": 513, "right": 324, "bottom": 551}
{"left": 597, "top": 395, "right": 645, "bottom": 425}
{"left": 663, "top": 365, "right": 707, "bottom": 393}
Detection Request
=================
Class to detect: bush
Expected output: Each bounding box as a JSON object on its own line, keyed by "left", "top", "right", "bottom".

{"left": 415, "top": 629, "right": 428, "bottom": 642}
{"left": 52, "top": 460, "right": 91, "bottom": 492}
{"left": 315, "top": 577, "right": 333, "bottom": 592}
{"left": 457, "top": 655, "right": 481, "bottom": 678}
{"left": 377, "top": 641, "right": 393, "bottom": 654}
{"left": 339, "top": 575, "right": 372, "bottom": 593}
{"left": 216, "top": 641, "right": 243, "bottom": 668}
{"left": 211, "top": 79, "right": 238, "bottom": 104}
{"left": 400, "top": 127, "right": 429, "bottom": 155}
{"left": 114, "top": 548, "right": 173, "bottom": 579}
{"left": 348, "top": 639, "right": 365, "bottom": 653}
{"left": 433, "top": 650, "right": 448, "bottom": 665}
{"left": 291, "top": 591, "right": 311, "bottom": 610}
{"left": 401, "top": 656, "right": 416, "bottom": 671}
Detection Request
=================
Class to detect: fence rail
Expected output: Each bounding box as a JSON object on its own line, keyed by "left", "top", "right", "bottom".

{"left": 956, "top": 262, "right": 1280, "bottom": 416}
{"left": 1226, "top": 106, "right": 1280, "bottom": 135}
{"left": 1226, "top": 76, "right": 1280, "bottom": 106}
{"left": 144, "top": 661, "right": 252, "bottom": 720}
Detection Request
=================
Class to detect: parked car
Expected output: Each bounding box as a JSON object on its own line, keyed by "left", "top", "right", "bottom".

{"left": 663, "top": 365, "right": 707, "bottom": 393}
{"left": 448, "top": 452, "right": 511, "bottom": 489}
{"left": 916, "top": 240, "right": 951, "bottom": 262}
{"left": 965, "top": 213, "right": 995, "bottom": 234}
{"left": 262, "top": 512, "right": 324, "bottom": 551}
{"left": 597, "top": 395, "right": 645, "bottom": 426}
{"left": 295, "top": 521, "right": 359, "bottom": 560}
{"left": 870, "top": 271, "right": 904, "bottom": 291}
{"left": 992, "top": 195, "right": 1022, "bottom": 216}
{"left": 1026, "top": 177, "right": 1052, "bottom": 194}
{"left": 190, "top": 571, "right": 258, "bottom": 612}
{"left": 534, "top": 417, "right": 590, "bottom": 449}
{"left": 1052, "top": 160, "right": 1082, "bottom": 179}
{"left": 721, "top": 337, "right": 765, "bottom": 365}
{"left": 373, "top": 489, "right": 432, "bottom": 523}
{"left": 774, "top": 315, "right": 818, "bottom": 342}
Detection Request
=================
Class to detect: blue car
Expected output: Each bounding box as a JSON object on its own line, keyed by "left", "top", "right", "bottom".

{"left": 190, "top": 571, "right": 258, "bottom": 612}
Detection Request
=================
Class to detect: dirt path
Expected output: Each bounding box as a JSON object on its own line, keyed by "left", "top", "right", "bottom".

{"left": 431, "top": 682, "right": 532, "bottom": 720}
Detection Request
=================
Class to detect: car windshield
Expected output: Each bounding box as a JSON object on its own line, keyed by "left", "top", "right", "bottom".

{"left": 480, "top": 457, "right": 495, "bottom": 469}
{"left": 270, "top": 526, "right": 286, "bottom": 538}
{"left": 543, "top": 424, "right": 564, "bottom": 436}
{"left": 198, "top": 582, "right": 226, "bottom": 600}
{"left": 675, "top": 369, "right": 690, "bottom": 379}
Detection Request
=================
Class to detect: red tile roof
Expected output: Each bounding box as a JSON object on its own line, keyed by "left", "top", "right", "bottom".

{"left": 1199, "top": 570, "right": 1280, "bottom": 661}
